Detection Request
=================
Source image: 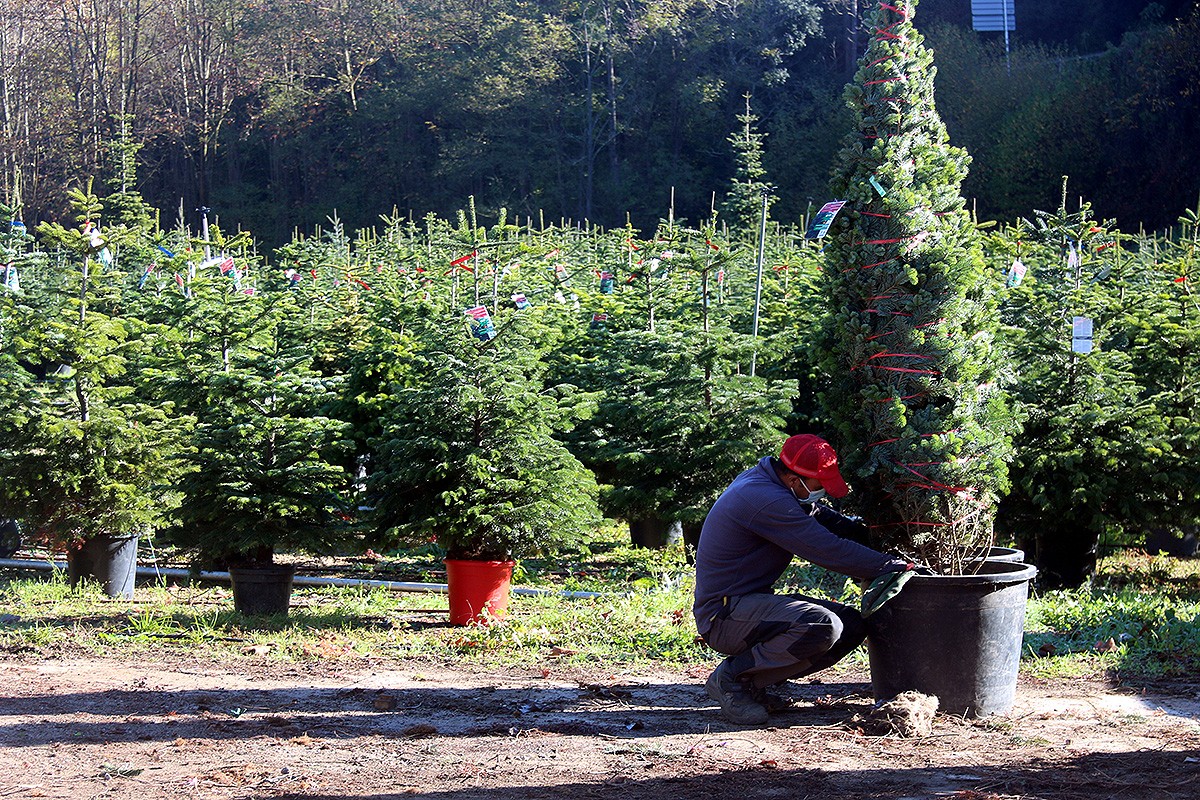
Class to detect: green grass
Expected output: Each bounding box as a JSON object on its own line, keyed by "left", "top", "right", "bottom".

{"left": 2, "top": 538, "right": 1198, "bottom": 683}
{"left": 0, "top": 570, "right": 707, "bottom": 669}
{"left": 1024, "top": 551, "right": 1200, "bottom": 679}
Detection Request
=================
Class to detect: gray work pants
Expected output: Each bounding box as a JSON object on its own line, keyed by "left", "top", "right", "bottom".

{"left": 702, "top": 593, "right": 867, "bottom": 689}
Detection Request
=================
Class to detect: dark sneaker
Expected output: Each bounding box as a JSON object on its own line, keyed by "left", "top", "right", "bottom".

{"left": 705, "top": 660, "right": 769, "bottom": 725}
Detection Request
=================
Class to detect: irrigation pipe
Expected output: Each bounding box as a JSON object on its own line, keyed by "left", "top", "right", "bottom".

{"left": 0, "top": 557, "right": 604, "bottom": 600}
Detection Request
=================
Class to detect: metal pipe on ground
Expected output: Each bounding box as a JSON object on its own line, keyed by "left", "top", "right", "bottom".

{"left": 0, "top": 558, "right": 603, "bottom": 600}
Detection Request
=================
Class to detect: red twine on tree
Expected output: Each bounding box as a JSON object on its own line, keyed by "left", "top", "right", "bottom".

{"left": 869, "top": 429, "right": 960, "bottom": 449}
{"left": 870, "top": 365, "right": 939, "bottom": 375}
{"left": 842, "top": 257, "right": 897, "bottom": 273}
{"left": 892, "top": 463, "right": 967, "bottom": 493}
{"left": 853, "top": 236, "right": 916, "bottom": 246}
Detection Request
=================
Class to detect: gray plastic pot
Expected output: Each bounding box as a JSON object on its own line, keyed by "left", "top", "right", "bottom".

{"left": 67, "top": 534, "right": 139, "bottom": 599}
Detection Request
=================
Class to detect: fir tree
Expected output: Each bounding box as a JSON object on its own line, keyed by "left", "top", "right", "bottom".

{"left": 817, "top": 0, "right": 1015, "bottom": 573}
{"left": 0, "top": 187, "right": 185, "bottom": 549}
{"left": 995, "top": 194, "right": 1200, "bottom": 586}
{"left": 149, "top": 244, "right": 355, "bottom": 568}
{"left": 366, "top": 314, "right": 600, "bottom": 562}
{"left": 721, "top": 95, "right": 776, "bottom": 241}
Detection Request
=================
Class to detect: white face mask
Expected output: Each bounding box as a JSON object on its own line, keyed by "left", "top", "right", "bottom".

{"left": 795, "top": 477, "right": 826, "bottom": 504}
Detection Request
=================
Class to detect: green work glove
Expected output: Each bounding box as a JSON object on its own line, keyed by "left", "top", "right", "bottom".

{"left": 861, "top": 567, "right": 917, "bottom": 619}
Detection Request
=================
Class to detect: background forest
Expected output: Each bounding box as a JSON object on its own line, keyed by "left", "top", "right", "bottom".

{"left": 1, "top": 0, "right": 1197, "bottom": 245}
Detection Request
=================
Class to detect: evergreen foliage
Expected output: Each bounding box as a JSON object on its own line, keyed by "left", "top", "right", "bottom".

{"left": 817, "top": 0, "right": 1016, "bottom": 573}
{"left": 0, "top": 146, "right": 1196, "bottom": 583}
{"left": 994, "top": 192, "right": 1200, "bottom": 587}
{"left": 155, "top": 260, "right": 355, "bottom": 568}
{"left": 560, "top": 324, "right": 790, "bottom": 530}
{"left": 366, "top": 315, "right": 600, "bottom": 562}
{"left": 721, "top": 95, "right": 776, "bottom": 241}
{"left": 0, "top": 190, "right": 186, "bottom": 549}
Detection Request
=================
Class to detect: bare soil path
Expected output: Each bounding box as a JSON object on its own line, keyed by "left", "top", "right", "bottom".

{"left": 1, "top": 656, "right": 1198, "bottom": 799}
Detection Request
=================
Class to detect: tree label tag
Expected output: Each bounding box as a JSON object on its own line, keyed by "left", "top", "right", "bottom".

{"left": 1, "top": 264, "right": 18, "bottom": 291}
{"left": 512, "top": 292, "right": 531, "bottom": 310}
{"left": 805, "top": 201, "right": 848, "bottom": 240}
{"left": 1072, "top": 316, "right": 1093, "bottom": 353}
{"left": 465, "top": 306, "right": 498, "bottom": 341}
{"left": 1006, "top": 258, "right": 1026, "bottom": 287}
{"left": 599, "top": 271, "right": 615, "bottom": 293}
{"left": 868, "top": 176, "right": 887, "bottom": 197}
{"left": 1067, "top": 243, "right": 1080, "bottom": 271}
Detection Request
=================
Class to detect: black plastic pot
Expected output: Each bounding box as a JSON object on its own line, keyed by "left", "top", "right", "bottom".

{"left": 67, "top": 534, "right": 139, "bottom": 599}
{"left": 866, "top": 560, "right": 1037, "bottom": 717}
{"left": 981, "top": 546, "right": 1025, "bottom": 563}
{"left": 228, "top": 564, "right": 296, "bottom": 616}
{"left": 0, "top": 518, "right": 21, "bottom": 558}
{"left": 628, "top": 518, "right": 682, "bottom": 549}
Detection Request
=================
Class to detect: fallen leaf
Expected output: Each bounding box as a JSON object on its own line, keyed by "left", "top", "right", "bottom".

{"left": 374, "top": 696, "right": 397, "bottom": 711}
{"left": 759, "top": 760, "right": 778, "bottom": 769}
{"left": 402, "top": 724, "right": 438, "bottom": 737}
{"left": 550, "top": 646, "right": 578, "bottom": 657}
{"left": 99, "top": 763, "right": 143, "bottom": 778}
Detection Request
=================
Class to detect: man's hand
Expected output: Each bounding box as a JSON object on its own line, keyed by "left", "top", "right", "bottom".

{"left": 861, "top": 564, "right": 929, "bottom": 618}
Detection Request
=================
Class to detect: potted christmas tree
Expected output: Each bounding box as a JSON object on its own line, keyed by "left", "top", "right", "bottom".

{"left": 0, "top": 189, "right": 185, "bottom": 599}
{"left": 365, "top": 313, "right": 600, "bottom": 625}
{"left": 153, "top": 255, "right": 355, "bottom": 616}
{"left": 995, "top": 196, "right": 1200, "bottom": 587}
{"left": 815, "top": 0, "right": 1032, "bottom": 716}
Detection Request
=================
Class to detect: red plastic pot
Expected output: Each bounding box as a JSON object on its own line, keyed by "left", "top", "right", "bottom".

{"left": 444, "top": 559, "right": 515, "bottom": 626}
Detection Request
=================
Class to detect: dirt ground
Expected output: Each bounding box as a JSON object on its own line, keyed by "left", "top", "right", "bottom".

{"left": 1, "top": 651, "right": 1198, "bottom": 800}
